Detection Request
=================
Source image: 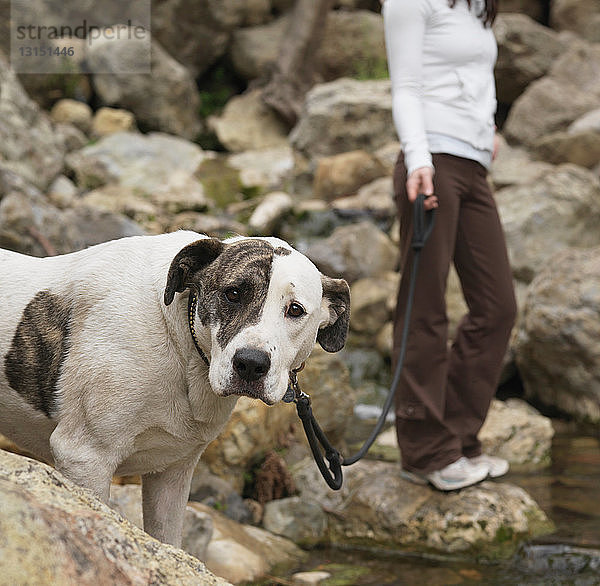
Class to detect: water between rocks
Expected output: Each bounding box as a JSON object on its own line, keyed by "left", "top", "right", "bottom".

{"left": 248, "top": 421, "right": 600, "bottom": 586}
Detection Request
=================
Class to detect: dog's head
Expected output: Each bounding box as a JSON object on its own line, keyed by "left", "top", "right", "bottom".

{"left": 164, "top": 236, "right": 350, "bottom": 405}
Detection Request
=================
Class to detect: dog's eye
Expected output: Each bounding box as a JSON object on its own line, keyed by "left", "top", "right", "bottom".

{"left": 286, "top": 302, "right": 306, "bottom": 318}
{"left": 224, "top": 287, "right": 241, "bottom": 303}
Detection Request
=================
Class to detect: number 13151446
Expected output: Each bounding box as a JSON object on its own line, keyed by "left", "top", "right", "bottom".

{"left": 18, "top": 46, "right": 75, "bottom": 57}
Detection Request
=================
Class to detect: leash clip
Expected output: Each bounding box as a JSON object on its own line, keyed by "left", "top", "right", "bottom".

{"left": 283, "top": 362, "right": 306, "bottom": 403}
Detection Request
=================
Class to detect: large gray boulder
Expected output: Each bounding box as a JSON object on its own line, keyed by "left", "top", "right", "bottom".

{"left": 291, "top": 457, "right": 553, "bottom": 559}
{"left": 515, "top": 246, "right": 600, "bottom": 424}
{"left": 493, "top": 13, "right": 565, "bottom": 104}
{"left": 63, "top": 206, "right": 146, "bottom": 249}
{"left": 0, "top": 450, "right": 230, "bottom": 585}
{"left": 67, "top": 131, "right": 213, "bottom": 233}
{"left": 305, "top": 221, "right": 398, "bottom": 284}
{"left": 290, "top": 79, "right": 396, "bottom": 161}
{"left": 66, "top": 131, "right": 210, "bottom": 203}
{"left": 0, "top": 53, "right": 65, "bottom": 191}
{"left": 87, "top": 33, "right": 202, "bottom": 140}
{"left": 109, "top": 484, "right": 304, "bottom": 585}
{"left": 478, "top": 399, "right": 555, "bottom": 470}
{"left": 277, "top": 398, "right": 554, "bottom": 557}
{"left": 496, "top": 164, "right": 600, "bottom": 283}
{"left": 504, "top": 42, "right": 600, "bottom": 148}
{"left": 208, "top": 89, "right": 289, "bottom": 152}
{"left": 503, "top": 76, "right": 598, "bottom": 149}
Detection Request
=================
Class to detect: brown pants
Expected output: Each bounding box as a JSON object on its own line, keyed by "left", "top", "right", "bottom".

{"left": 393, "top": 153, "right": 517, "bottom": 474}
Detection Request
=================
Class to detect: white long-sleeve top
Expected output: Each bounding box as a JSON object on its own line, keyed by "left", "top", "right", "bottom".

{"left": 382, "top": 0, "right": 497, "bottom": 175}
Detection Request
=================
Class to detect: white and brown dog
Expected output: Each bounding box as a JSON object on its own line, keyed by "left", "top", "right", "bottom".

{"left": 0, "top": 231, "right": 350, "bottom": 546}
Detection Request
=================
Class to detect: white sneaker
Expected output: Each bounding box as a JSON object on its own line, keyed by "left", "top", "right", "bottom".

{"left": 425, "top": 456, "right": 489, "bottom": 491}
{"left": 469, "top": 454, "right": 509, "bottom": 478}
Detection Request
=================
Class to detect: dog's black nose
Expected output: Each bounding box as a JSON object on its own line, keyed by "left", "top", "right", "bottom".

{"left": 233, "top": 348, "right": 271, "bottom": 382}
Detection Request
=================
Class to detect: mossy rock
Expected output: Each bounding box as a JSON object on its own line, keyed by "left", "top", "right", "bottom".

{"left": 196, "top": 158, "right": 265, "bottom": 213}
{"left": 196, "top": 158, "right": 244, "bottom": 209}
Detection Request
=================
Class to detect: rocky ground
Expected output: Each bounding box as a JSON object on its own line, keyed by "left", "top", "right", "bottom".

{"left": 1, "top": 0, "right": 600, "bottom": 583}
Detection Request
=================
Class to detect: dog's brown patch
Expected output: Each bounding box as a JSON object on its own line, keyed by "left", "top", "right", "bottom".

{"left": 194, "top": 240, "right": 275, "bottom": 349}
{"left": 4, "top": 290, "right": 72, "bottom": 417}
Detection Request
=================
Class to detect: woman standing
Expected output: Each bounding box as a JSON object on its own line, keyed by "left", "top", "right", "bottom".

{"left": 383, "top": 0, "right": 517, "bottom": 490}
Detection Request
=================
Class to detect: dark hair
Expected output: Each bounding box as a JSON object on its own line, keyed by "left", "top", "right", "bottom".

{"left": 448, "top": 0, "right": 498, "bottom": 27}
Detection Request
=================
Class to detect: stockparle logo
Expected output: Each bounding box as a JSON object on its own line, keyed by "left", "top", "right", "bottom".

{"left": 10, "top": 0, "right": 151, "bottom": 74}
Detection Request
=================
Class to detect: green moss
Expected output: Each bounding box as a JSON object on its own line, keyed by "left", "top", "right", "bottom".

{"left": 196, "top": 158, "right": 266, "bottom": 212}
{"left": 494, "top": 525, "right": 515, "bottom": 544}
{"left": 470, "top": 514, "right": 555, "bottom": 562}
{"left": 525, "top": 511, "right": 556, "bottom": 541}
{"left": 351, "top": 56, "right": 389, "bottom": 80}
{"left": 196, "top": 158, "right": 243, "bottom": 209}
{"left": 240, "top": 184, "right": 263, "bottom": 201}
{"left": 320, "top": 563, "right": 371, "bottom": 586}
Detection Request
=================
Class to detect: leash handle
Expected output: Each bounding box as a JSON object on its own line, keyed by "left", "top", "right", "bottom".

{"left": 412, "top": 193, "right": 436, "bottom": 251}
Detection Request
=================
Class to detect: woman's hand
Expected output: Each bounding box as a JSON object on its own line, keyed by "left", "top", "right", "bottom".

{"left": 406, "top": 166, "right": 438, "bottom": 210}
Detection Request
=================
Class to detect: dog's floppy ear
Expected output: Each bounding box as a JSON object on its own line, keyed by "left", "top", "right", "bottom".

{"left": 164, "top": 238, "right": 224, "bottom": 306}
{"left": 317, "top": 275, "right": 350, "bottom": 353}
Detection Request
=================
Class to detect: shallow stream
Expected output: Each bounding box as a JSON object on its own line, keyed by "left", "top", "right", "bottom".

{"left": 250, "top": 420, "right": 600, "bottom": 586}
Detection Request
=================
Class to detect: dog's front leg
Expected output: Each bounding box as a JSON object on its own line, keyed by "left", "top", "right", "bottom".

{"left": 50, "top": 424, "right": 117, "bottom": 503}
{"left": 141, "top": 454, "right": 199, "bottom": 547}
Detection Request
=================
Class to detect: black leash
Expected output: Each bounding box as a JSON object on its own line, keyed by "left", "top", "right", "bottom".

{"left": 286, "top": 194, "right": 436, "bottom": 490}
